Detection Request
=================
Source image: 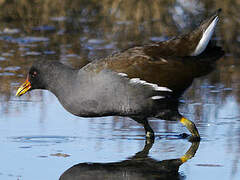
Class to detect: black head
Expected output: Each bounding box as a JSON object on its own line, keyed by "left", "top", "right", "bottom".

{"left": 27, "top": 66, "right": 44, "bottom": 89}
{"left": 16, "top": 60, "right": 61, "bottom": 96}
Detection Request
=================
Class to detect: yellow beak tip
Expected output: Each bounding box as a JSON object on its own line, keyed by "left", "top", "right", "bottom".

{"left": 15, "top": 92, "right": 22, "bottom": 97}
{"left": 16, "top": 79, "right": 31, "bottom": 97}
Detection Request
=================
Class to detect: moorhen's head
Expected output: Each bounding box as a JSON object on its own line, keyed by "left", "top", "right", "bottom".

{"left": 16, "top": 61, "right": 58, "bottom": 96}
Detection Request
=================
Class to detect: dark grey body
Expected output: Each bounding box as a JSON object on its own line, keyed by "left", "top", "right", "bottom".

{"left": 45, "top": 63, "right": 168, "bottom": 118}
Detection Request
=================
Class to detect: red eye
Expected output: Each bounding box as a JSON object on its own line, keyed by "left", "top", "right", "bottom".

{"left": 31, "top": 71, "right": 37, "bottom": 78}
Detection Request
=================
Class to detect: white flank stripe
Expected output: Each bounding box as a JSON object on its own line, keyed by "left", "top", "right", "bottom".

{"left": 130, "top": 78, "right": 141, "bottom": 83}
{"left": 191, "top": 16, "right": 218, "bottom": 56}
{"left": 118, "top": 73, "right": 128, "bottom": 77}
{"left": 151, "top": 96, "right": 164, "bottom": 100}
{"left": 129, "top": 78, "right": 172, "bottom": 92}
{"left": 154, "top": 86, "right": 172, "bottom": 92}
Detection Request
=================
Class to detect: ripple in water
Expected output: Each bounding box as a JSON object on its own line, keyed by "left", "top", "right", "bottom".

{"left": 11, "top": 135, "right": 78, "bottom": 145}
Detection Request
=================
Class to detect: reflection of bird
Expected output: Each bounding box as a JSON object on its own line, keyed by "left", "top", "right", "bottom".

{"left": 16, "top": 9, "right": 224, "bottom": 140}
{"left": 59, "top": 141, "right": 200, "bottom": 180}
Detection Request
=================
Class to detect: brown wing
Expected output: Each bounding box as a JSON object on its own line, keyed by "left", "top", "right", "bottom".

{"left": 82, "top": 9, "right": 224, "bottom": 97}
{"left": 83, "top": 44, "right": 223, "bottom": 97}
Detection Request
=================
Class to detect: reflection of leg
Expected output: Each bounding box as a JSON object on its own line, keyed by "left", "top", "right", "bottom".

{"left": 131, "top": 139, "right": 154, "bottom": 159}
{"left": 132, "top": 117, "right": 155, "bottom": 140}
{"left": 180, "top": 117, "right": 200, "bottom": 141}
{"left": 180, "top": 141, "right": 200, "bottom": 163}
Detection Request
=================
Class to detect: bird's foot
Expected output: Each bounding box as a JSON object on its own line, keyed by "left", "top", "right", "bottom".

{"left": 180, "top": 117, "right": 200, "bottom": 141}
{"left": 179, "top": 133, "right": 201, "bottom": 142}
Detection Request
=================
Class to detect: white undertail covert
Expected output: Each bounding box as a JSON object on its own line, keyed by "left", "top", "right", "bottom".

{"left": 191, "top": 16, "right": 219, "bottom": 56}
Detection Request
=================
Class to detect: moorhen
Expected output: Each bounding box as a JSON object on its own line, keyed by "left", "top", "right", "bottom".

{"left": 16, "top": 9, "right": 224, "bottom": 140}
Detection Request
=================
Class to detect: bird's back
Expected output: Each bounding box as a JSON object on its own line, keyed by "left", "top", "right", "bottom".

{"left": 82, "top": 42, "right": 223, "bottom": 98}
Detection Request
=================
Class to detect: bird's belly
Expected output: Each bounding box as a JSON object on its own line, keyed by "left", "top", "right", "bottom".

{"left": 58, "top": 96, "right": 152, "bottom": 118}
{"left": 57, "top": 96, "right": 120, "bottom": 117}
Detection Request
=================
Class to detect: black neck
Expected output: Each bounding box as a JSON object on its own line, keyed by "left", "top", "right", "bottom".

{"left": 43, "top": 63, "right": 78, "bottom": 97}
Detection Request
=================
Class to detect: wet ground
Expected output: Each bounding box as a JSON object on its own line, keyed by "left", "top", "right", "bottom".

{"left": 0, "top": 1, "right": 240, "bottom": 180}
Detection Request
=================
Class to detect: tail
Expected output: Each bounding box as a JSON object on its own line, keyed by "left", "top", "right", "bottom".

{"left": 144, "top": 9, "right": 222, "bottom": 57}
{"left": 191, "top": 9, "right": 221, "bottom": 56}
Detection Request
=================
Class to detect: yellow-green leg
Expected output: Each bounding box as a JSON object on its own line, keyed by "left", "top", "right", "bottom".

{"left": 180, "top": 117, "right": 200, "bottom": 141}
{"left": 132, "top": 117, "right": 155, "bottom": 140}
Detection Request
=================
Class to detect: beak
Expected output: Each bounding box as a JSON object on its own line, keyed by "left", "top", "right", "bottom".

{"left": 16, "top": 77, "right": 31, "bottom": 96}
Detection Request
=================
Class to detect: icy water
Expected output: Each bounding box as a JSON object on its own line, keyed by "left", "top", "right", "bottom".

{"left": 0, "top": 1, "right": 240, "bottom": 180}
